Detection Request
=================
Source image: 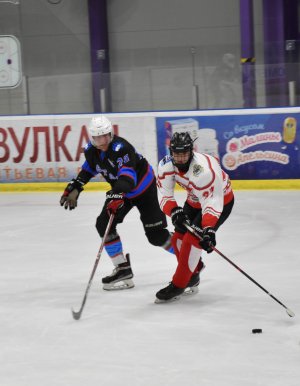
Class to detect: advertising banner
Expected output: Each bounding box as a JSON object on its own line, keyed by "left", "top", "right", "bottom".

{"left": 0, "top": 114, "right": 156, "bottom": 183}
{"left": 1, "top": 109, "right": 300, "bottom": 184}
{"left": 156, "top": 113, "right": 300, "bottom": 179}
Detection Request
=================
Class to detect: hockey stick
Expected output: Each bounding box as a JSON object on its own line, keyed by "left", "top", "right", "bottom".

{"left": 185, "top": 223, "right": 295, "bottom": 318}
{"left": 72, "top": 213, "right": 115, "bottom": 320}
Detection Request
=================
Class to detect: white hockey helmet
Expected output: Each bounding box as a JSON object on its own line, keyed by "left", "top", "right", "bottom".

{"left": 88, "top": 115, "right": 113, "bottom": 138}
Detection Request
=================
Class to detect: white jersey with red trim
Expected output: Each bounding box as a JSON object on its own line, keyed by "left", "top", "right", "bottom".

{"left": 157, "top": 152, "right": 233, "bottom": 228}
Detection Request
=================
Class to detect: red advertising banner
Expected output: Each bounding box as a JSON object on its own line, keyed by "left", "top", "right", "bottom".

{"left": 0, "top": 114, "right": 157, "bottom": 183}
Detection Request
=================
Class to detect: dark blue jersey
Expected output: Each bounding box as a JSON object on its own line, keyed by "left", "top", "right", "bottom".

{"left": 78, "top": 135, "right": 155, "bottom": 199}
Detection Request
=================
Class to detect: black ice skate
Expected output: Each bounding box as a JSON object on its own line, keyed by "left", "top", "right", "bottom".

{"left": 155, "top": 282, "right": 185, "bottom": 303}
{"left": 102, "top": 253, "right": 134, "bottom": 290}
{"left": 183, "top": 259, "right": 206, "bottom": 296}
{"left": 183, "top": 272, "right": 200, "bottom": 295}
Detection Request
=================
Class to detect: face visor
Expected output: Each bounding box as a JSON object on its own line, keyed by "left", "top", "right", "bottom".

{"left": 169, "top": 132, "right": 194, "bottom": 172}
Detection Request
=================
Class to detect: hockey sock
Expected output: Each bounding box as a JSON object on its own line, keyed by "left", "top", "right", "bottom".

{"left": 104, "top": 236, "right": 126, "bottom": 266}
{"left": 172, "top": 232, "right": 202, "bottom": 288}
{"left": 171, "top": 231, "right": 184, "bottom": 262}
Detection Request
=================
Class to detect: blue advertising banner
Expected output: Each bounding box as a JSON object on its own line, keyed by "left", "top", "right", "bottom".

{"left": 156, "top": 113, "right": 300, "bottom": 179}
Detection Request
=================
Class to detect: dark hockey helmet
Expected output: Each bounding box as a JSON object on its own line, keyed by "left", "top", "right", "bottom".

{"left": 169, "top": 132, "right": 194, "bottom": 172}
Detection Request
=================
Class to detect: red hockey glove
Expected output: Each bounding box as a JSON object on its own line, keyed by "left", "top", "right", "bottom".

{"left": 201, "top": 227, "right": 216, "bottom": 253}
{"left": 106, "top": 191, "right": 125, "bottom": 214}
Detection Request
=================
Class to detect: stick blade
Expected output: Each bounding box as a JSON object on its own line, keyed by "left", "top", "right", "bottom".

{"left": 286, "top": 308, "right": 295, "bottom": 318}
{"left": 72, "top": 308, "right": 82, "bottom": 320}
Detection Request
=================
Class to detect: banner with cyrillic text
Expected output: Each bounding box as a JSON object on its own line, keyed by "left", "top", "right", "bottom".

{"left": 0, "top": 114, "right": 156, "bottom": 182}
{"left": 156, "top": 112, "right": 300, "bottom": 179}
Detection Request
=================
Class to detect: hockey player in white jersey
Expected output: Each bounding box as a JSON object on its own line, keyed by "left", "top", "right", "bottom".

{"left": 156, "top": 131, "right": 234, "bottom": 302}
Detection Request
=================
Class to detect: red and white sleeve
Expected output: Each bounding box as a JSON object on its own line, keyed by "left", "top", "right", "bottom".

{"left": 157, "top": 159, "right": 178, "bottom": 216}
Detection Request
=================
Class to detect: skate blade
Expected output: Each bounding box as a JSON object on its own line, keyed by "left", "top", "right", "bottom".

{"left": 103, "top": 279, "right": 135, "bottom": 291}
{"left": 183, "top": 286, "right": 199, "bottom": 296}
{"left": 154, "top": 295, "right": 181, "bottom": 304}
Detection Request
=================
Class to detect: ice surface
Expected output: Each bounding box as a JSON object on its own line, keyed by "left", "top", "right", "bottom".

{"left": 0, "top": 190, "right": 299, "bottom": 386}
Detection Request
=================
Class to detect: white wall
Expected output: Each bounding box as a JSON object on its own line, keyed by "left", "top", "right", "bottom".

{"left": 0, "top": 0, "right": 266, "bottom": 115}
{"left": 107, "top": 0, "right": 264, "bottom": 111}
{"left": 0, "top": 0, "right": 93, "bottom": 115}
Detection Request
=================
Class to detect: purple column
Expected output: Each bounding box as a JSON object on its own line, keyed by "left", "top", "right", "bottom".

{"left": 284, "top": 0, "right": 299, "bottom": 105}
{"left": 240, "top": 0, "right": 257, "bottom": 108}
{"left": 262, "top": 0, "right": 288, "bottom": 107}
{"left": 88, "top": 0, "right": 111, "bottom": 112}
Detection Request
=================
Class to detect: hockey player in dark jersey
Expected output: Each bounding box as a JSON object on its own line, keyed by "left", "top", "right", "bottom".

{"left": 60, "top": 115, "right": 174, "bottom": 290}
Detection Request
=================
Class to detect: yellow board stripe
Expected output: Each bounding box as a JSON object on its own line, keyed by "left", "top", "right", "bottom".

{"left": 241, "top": 57, "right": 256, "bottom": 63}
{"left": 0, "top": 180, "right": 300, "bottom": 192}
{"left": 231, "top": 179, "right": 300, "bottom": 190}
{"left": 0, "top": 182, "right": 110, "bottom": 192}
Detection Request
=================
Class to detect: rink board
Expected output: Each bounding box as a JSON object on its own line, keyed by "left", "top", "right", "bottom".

{"left": 0, "top": 107, "right": 300, "bottom": 189}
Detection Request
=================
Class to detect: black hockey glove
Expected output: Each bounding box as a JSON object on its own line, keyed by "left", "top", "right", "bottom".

{"left": 171, "top": 206, "right": 190, "bottom": 233}
{"left": 201, "top": 227, "right": 216, "bottom": 253}
{"left": 189, "top": 224, "right": 202, "bottom": 236}
{"left": 106, "top": 190, "right": 125, "bottom": 215}
{"left": 60, "top": 178, "right": 84, "bottom": 210}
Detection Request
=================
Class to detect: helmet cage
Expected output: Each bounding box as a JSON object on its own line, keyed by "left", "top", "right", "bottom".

{"left": 169, "top": 132, "right": 194, "bottom": 171}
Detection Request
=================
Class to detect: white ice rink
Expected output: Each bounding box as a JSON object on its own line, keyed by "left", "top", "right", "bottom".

{"left": 1, "top": 190, "right": 300, "bottom": 386}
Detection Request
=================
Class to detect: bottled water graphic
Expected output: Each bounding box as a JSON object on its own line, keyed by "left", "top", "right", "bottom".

{"left": 164, "top": 118, "right": 199, "bottom": 154}
{"left": 164, "top": 119, "right": 219, "bottom": 159}
{"left": 195, "top": 128, "right": 220, "bottom": 160}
